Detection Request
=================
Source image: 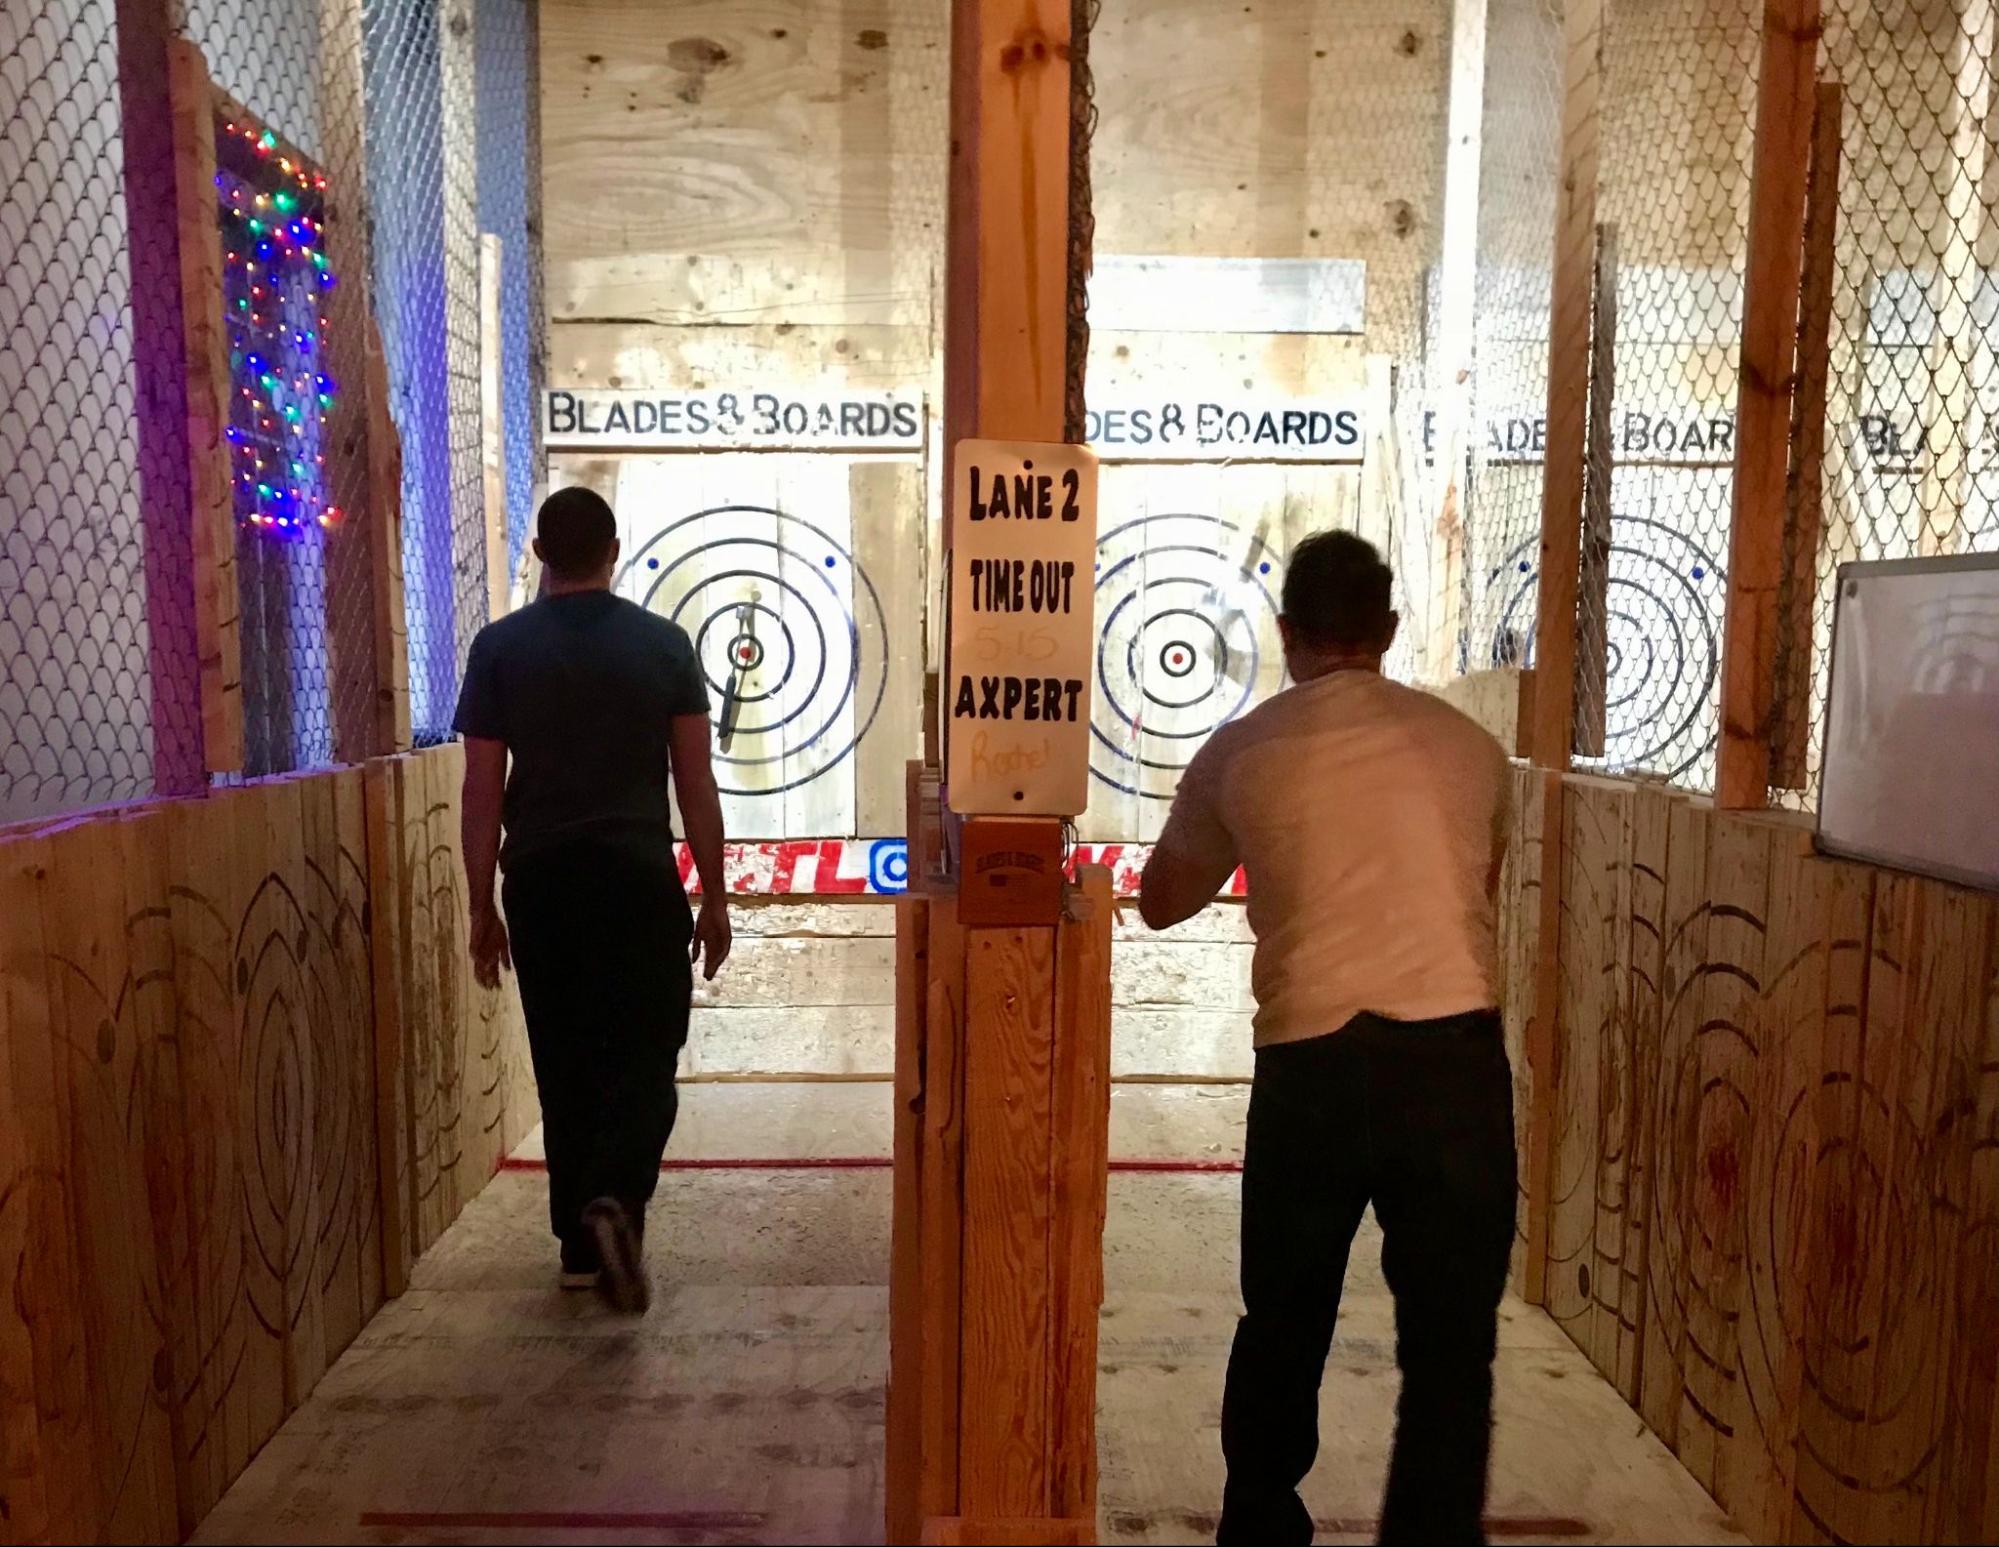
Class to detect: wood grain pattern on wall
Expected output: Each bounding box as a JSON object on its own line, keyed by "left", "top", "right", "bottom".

{"left": 541, "top": 0, "right": 945, "bottom": 330}
{"left": 1509, "top": 772, "right": 1999, "bottom": 1545}
{"left": 0, "top": 746, "right": 535, "bottom": 1544}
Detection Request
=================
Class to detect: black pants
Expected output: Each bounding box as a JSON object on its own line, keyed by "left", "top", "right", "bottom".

{"left": 501, "top": 843, "right": 693, "bottom": 1256}
{"left": 1218, "top": 1010, "right": 1517, "bottom": 1547}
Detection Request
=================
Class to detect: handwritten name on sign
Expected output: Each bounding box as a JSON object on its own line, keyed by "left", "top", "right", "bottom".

{"left": 1084, "top": 397, "right": 1366, "bottom": 462}
{"left": 947, "top": 440, "right": 1100, "bottom": 816}
{"left": 542, "top": 387, "right": 923, "bottom": 450}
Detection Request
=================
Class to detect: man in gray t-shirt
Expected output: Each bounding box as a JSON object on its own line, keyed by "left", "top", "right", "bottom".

{"left": 1141, "top": 532, "right": 1514, "bottom": 1546}
{"left": 455, "top": 486, "right": 732, "bottom": 1314}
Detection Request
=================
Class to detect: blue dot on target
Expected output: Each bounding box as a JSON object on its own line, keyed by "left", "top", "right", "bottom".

{"left": 1259, "top": 562, "right": 1271, "bottom": 574}
{"left": 647, "top": 558, "right": 660, "bottom": 570}
{"left": 825, "top": 555, "right": 837, "bottom": 568}
{"left": 1692, "top": 565, "right": 1706, "bottom": 580}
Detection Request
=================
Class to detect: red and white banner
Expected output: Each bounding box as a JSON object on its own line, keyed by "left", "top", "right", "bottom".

{"left": 674, "top": 838, "right": 1247, "bottom": 899}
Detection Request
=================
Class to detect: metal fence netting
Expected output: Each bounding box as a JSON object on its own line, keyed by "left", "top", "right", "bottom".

{"left": 0, "top": 2, "right": 159, "bottom": 823}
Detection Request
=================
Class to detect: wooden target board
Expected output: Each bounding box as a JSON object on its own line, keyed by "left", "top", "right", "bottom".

{"left": 1079, "top": 463, "right": 1361, "bottom": 841}
{"left": 601, "top": 454, "right": 919, "bottom": 840}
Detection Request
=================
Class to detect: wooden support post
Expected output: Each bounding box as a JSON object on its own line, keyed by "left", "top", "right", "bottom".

{"left": 1715, "top": 0, "right": 1822, "bottom": 810}
{"left": 1521, "top": 764, "right": 1565, "bottom": 1305}
{"left": 887, "top": 893, "right": 932, "bottom": 1547}
{"left": 1772, "top": 83, "right": 1842, "bottom": 791}
{"left": 1574, "top": 223, "right": 1617, "bottom": 759}
{"left": 1518, "top": 0, "right": 1603, "bottom": 1307}
{"left": 1530, "top": 0, "right": 1603, "bottom": 771}
{"left": 163, "top": 35, "right": 246, "bottom": 776}
{"left": 1427, "top": 0, "right": 1490, "bottom": 683}
{"left": 480, "top": 234, "right": 511, "bottom": 622}
{"left": 888, "top": 5, "right": 1102, "bottom": 1544}
{"left": 1359, "top": 356, "right": 1401, "bottom": 560}
{"left": 320, "top": 0, "right": 411, "bottom": 758}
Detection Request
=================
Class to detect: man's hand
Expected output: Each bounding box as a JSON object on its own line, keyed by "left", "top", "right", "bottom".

{"left": 691, "top": 893, "right": 732, "bottom": 981}
{"left": 470, "top": 902, "right": 512, "bottom": 990}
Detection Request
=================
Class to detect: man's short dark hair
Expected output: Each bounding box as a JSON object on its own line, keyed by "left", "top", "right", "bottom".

{"left": 1280, "top": 531, "right": 1395, "bottom": 651}
{"left": 536, "top": 486, "right": 617, "bottom": 580}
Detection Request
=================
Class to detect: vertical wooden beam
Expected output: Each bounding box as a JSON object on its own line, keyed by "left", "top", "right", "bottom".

{"left": 480, "top": 234, "right": 510, "bottom": 622}
{"left": 961, "top": 928, "right": 1056, "bottom": 1519}
{"left": 1048, "top": 866, "right": 1111, "bottom": 1522}
{"left": 1574, "top": 224, "right": 1617, "bottom": 759}
{"left": 930, "top": 6, "right": 1092, "bottom": 1541}
{"left": 945, "top": 0, "right": 1073, "bottom": 451}
{"left": 1522, "top": 765, "right": 1565, "bottom": 1304}
{"left": 920, "top": 896, "right": 969, "bottom": 1527}
{"left": 119, "top": 0, "right": 224, "bottom": 791}
{"left": 1529, "top": 0, "right": 1603, "bottom": 771}
{"left": 1715, "top": 0, "right": 1822, "bottom": 810}
{"left": 1359, "top": 355, "right": 1400, "bottom": 557}
{"left": 320, "top": 0, "right": 412, "bottom": 758}
{"left": 165, "top": 37, "right": 246, "bottom": 777}
{"left": 1428, "top": 0, "right": 1490, "bottom": 682}
{"left": 888, "top": 895, "right": 933, "bottom": 1546}
{"left": 1772, "top": 82, "right": 1842, "bottom": 791}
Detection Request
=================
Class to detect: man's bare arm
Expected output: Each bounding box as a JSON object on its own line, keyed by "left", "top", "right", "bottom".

{"left": 1139, "top": 845, "right": 1238, "bottom": 931}
{"left": 462, "top": 735, "right": 511, "bottom": 987}
{"left": 670, "top": 712, "right": 732, "bottom": 977}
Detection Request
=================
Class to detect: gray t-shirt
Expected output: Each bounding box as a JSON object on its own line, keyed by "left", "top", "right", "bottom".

{"left": 453, "top": 590, "right": 710, "bottom": 870}
{"left": 1155, "top": 670, "right": 1511, "bottom": 1046}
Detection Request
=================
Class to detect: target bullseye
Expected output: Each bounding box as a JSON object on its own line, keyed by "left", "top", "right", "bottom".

{"left": 1091, "top": 513, "right": 1285, "bottom": 800}
{"left": 614, "top": 505, "right": 887, "bottom": 799}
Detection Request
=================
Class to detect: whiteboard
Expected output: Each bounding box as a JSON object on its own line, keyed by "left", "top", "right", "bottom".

{"left": 1817, "top": 554, "right": 1999, "bottom": 890}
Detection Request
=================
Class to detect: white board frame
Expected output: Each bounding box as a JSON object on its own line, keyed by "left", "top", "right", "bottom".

{"left": 1816, "top": 552, "right": 1999, "bottom": 892}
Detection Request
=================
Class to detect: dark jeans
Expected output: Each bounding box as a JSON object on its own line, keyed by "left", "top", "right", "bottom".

{"left": 1218, "top": 1010, "right": 1517, "bottom": 1547}
{"left": 501, "top": 842, "right": 693, "bottom": 1257}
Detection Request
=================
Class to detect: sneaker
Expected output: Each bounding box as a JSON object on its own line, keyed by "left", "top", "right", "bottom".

{"left": 583, "top": 1197, "right": 649, "bottom": 1314}
{"left": 558, "top": 1235, "right": 600, "bottom": 1291}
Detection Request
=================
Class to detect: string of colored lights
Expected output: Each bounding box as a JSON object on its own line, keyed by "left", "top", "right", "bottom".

{"left": 215, "top": 116, "right": 341, "bottom": 537}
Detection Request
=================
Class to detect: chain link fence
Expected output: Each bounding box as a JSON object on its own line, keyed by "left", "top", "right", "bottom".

{"left": 0, "top": 1, "right": 160, "bottom": 823}
{"left": 1, "top": 0, "right": 543, "bottom": 818}
{"left": 1460, "top": 0, "right": 1760, "bottom": 790}
{"left": 475, "top": 0, "right": 545, "bottom": 590}
{"left": 1464, "top": 0, "right": 1564, "bottom": 685}
{"left": 1781, "top": 0, "right": 1999, "bottom": 804}
{"left": 362, "top": 0, "right": 488, "bottom": 747}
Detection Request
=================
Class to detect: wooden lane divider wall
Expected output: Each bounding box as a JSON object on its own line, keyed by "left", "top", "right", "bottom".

{"left": 0, "top": 745, "right": 534, "bottom": 1544}
{"left": 1503, "top": 770, "right": 1999, "bottom": 1545}
{"left": 886, "top": 867, "right": 1113, "bottom": 1547}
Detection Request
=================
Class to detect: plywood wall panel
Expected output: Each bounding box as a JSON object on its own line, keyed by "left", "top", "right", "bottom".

{"left": 542, "top": 0, "right": 945, "bottom": 328}
{"left": 0, "top": 749, "right": 535, "bottom": 1540}
{"left": 1507, "top": 775, "right": 1999, "bottom": 1545}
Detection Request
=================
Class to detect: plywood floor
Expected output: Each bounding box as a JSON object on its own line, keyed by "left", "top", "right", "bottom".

{"left": 195, "top": 1084, "right": 1743, "bottom": 1546}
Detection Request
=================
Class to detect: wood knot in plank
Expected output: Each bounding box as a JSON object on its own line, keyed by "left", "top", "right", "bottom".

{"left": 999, "top": 30, "right": 1068, "bottom": 73}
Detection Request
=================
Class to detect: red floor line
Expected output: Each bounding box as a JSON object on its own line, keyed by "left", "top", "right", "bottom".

{"left": 496, "top": 1155, "right": 1246, "bottom": 1174}
{"left": 358, "top": 1510, "right": 766, "bottom": 1530}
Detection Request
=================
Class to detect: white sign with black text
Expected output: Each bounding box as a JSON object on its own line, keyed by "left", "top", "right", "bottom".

{"left": 1084, "top": 397, "right": 1366, "bottom": 462}
{"left": 542, "top": 387, "right": 924, "bottom": 451}
{"left": 1420, "top": 405, "right": 1964, "bottom": 469}
{"left": 947, "top": 440, "right": 1100, "bottom": 816}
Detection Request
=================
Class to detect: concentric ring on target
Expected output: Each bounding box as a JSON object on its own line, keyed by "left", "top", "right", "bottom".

{"left": 1489, "top": 514, "right": 1723, "bottom": 780}
{"left": 614, "top": 506, "right": 888, "bottom": 797}
{"left": 693, "top": 600, "right": 794, "bottom": 708}
{"left": 1090, "top": 514, "right": 1284, "bottom": 797}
